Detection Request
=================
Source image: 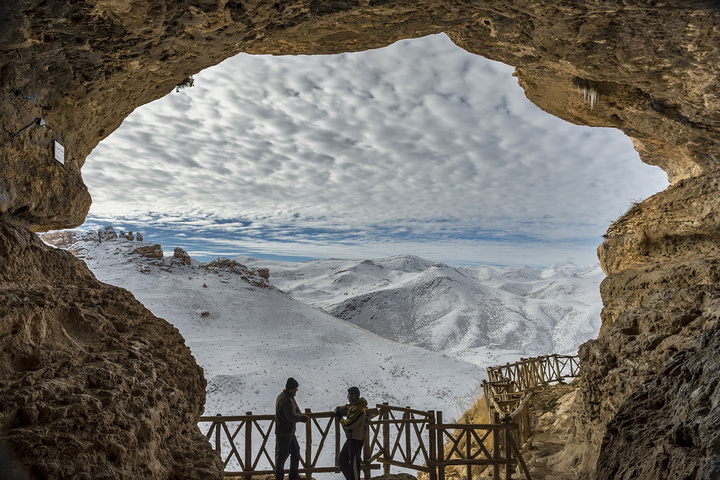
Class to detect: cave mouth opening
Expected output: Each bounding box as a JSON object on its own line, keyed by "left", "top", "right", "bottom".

{"left": 80, "top": 33, "right": 667, "bottom": 268}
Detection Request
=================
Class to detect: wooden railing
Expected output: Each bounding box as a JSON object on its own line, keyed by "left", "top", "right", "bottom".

{"left": 366, "top": 404, "right": 436, "bottom": 477}
{"left": 483, "top": 354, "right": 580, "bottom": 446}
{"left": 199, "top": 409, "right": 354, "bottom": 477}
{"left": 434, "top": 413, "right": 531, "bottom": 480}
{"left": 486, "top": 354, "right": 580, "bottom": 391}
{"left": 199, "top": 403, "right": 532, "bottom": 479}
{"left": 482, "top": 381, "right": 533, "bottom": 447}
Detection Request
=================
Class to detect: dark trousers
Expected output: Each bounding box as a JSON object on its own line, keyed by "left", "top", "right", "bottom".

{"left": 339, "top": 438, "right": 364, "bottom": 480}
{"left": 275, "top": 434, "right": 300, "bottom": 480}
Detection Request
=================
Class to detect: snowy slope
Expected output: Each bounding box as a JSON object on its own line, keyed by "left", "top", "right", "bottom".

{"left": 238, "top": 255, "right": 604, "bottom": 363}
{"left": 44, "top": 231, "right": 494, "bottom": 422}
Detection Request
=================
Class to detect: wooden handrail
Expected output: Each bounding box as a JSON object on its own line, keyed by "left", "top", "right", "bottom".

{"left": 486, "top": 354, "right": 580, "bottom": 390}
{"left": 483, "top": 353, "right": 580, "bottom": 448}
{"left": 429, "top": 423, "right": 517, "bottom": 430}
{"left": 508, "top": 392, "right": 533, "bottom": 421}
{"left": 199, "top": 404, "right": 531, "bottom": 479}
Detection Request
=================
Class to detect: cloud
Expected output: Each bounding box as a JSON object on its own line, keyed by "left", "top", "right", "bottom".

{"left": 82, "top": 34, "right": 668, "bottom": 266}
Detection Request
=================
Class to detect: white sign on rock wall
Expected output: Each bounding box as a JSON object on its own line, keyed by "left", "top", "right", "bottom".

{"left": 54, "top": 141, "right": 64, "bottom": 164}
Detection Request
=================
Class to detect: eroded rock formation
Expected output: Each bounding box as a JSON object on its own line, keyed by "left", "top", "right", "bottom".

{"left": 595, "top": 321, "right": 720, "bottom": 479}
{"left": 0, "top": 222, "right": 223, "bottom": 478}
{"left": 4, "top": 1, "right": 720, "bottom": 231}
{"left": 568, "top": 165, "right": 720, "bottom": 479}
{"left": 3, "top": 0, "right": 720, "bottom": 478}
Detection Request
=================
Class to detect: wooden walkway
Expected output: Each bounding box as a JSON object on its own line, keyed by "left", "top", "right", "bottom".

{"left": 483, "top": 354, "right": 580, "bottom": 446}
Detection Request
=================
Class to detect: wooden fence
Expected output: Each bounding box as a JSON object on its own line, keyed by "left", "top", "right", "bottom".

{"left": 199, "top": 403, "right": 531, "bottom": 480}
{"left": 199, "top": 409, "right": 347, "bottom": 477}
{"left": 366, "top": 404, "right": 435, "bottom": 478}
{"left": 483, "top": 354, "right": 580, "bottom": 446}
{"left": 486, "top": 354, "right": 580, "bottom": 391}
{"left": 482, "top": 381, "right": 533, "bottom": 447}
{"left": 433, "top": 411, "right": 531, "bottom": 480}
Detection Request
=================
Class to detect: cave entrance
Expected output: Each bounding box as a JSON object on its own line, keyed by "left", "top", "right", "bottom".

{"left": 53, "top": 32, "right": 671, "bottom": 479}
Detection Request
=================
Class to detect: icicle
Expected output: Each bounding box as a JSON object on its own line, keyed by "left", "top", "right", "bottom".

{"left": 574, "top": 78, "right": 598, "bottom": 110}
{"left": 578, "top": 84, "right": 598, "bottom": 109}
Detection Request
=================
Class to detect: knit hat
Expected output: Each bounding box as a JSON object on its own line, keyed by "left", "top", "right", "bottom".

{"left": 286, "top": 377, "right": 299, "bottom": 390}
{"left": 348, "top": 386, "right": 360, "bottom": 397}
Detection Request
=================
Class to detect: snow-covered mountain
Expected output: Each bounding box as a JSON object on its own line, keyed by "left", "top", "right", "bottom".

{"left": 42, "top": 229, "right": 497, "bottom": 423}
{"left": 42, "top": 228, "right": 603, "bottom": 424}
{"left": 236, "top": 254, "right": 604, "bottom": 364}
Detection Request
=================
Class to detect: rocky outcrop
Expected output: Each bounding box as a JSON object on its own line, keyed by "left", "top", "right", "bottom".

{"left": 595, "top": 323, "right": 720, "bottom": 480}
{"left": 132, "top": 243, "right": 165, "bottom": 260}
{"left": 3, "top": 1, "right": 720, "bottom": 478}
{"left": 43, "top": 228, "right": 275, "bottom": 288}
{"left": 173, "top": 246, "right": 193, "bottom": 266}
{"left": 0, "top": 222, "right": 223, "bottom": 478}
{"left": 557, "top": 165, "right": 720, "bottom": 479}
{"left": 202, "top": 257, "right": 272, "bottom": 287}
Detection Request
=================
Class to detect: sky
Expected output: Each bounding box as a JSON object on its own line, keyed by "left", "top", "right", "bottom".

{"left": 81, "top": 33, "right": 668, "bottom": 267}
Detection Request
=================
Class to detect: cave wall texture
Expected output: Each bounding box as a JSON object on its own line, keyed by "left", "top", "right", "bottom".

{"left": 2, "top": 1, "right": 720, "bottom": 478}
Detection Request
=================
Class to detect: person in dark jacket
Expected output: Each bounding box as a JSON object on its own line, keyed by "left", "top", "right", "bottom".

{"left": 334, "top": 386, "right": 368, "bottom": 480}
{"left": 275, "top": 377, "right": 308, "bottom": 480}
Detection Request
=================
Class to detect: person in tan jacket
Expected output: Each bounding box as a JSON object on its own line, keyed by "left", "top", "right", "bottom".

{"left": 275, "top": 377, "right": 308, "bottom": 480}
{"left": 334, "top": 387, "right": 368, "bottom": 480}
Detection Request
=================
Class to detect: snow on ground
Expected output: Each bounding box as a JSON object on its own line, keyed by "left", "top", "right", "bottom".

{"left": 56, "top": 233, "right": 491, "bottom": 421}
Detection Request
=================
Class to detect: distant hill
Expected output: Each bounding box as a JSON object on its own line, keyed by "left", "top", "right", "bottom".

{"left": 41, "top": 228, "right": 491, "bottom": 421}
{"left": 237, "top": 254, "right": 604, "bottom": 364}
{"left": 42, "top": 228, "right": 602, "bottom": 420}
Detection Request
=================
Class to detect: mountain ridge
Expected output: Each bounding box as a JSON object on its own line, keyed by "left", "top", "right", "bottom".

{"left": 40, "top": 229, "right": 497, "bottom": 420}
{"left": 238, "top": 253, "right": 604, "bottom": 363}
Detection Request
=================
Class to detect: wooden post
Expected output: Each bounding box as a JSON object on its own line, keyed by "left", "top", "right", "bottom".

{"left": 492, "top": 425, "right": 500, "bottom": 480}
{"left": 505, "top": 424, "right": 512, "bottom": 480}
{"left": 305, "top": 408, "right": 312, "bottom": 473}
{"left": 215, "top": 414, "right": 222, "bottom": 459}
{"left": 363, "top": 417, "right": 371, "bottom": 480}
{"left": 554, "top": 354, "right": 561, "bottom": 383}
{"left": 382, "top": 403, "right": 390, "bottom": 476}
{"left": 465, "top": 423, "right": 472, "bottom": 480}
{"left": 245, "top": 412, "right": 252, "bottom": 472}
{"left": 428, "top": 411, "right": 437, "bottom": 480}
{"left": 404, "top": 407, "right": 411, "bottom": 465}
{"left": 483, "top": 380, "right": 491, "bottom": 422}
{"left": 524, "top": 403, "right": 531, "bottom": 443}
{"left": 436, "top": 411, "right": 445, "bottom": 480}
{"left": 335, "top": 414, "right": 341, "bottom": 470}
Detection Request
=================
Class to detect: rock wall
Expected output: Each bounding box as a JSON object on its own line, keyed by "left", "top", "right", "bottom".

{"left": 595, "top": 321, "right": 720, "bottom": 479}
{"left": 568, "top": 165, "right": 720, "bottom": 479}
{"left": 3, "top": 0, "right": 720, "bottom": 478}
{"left": 0, "top": 222, "right": 223, "bottom": 479}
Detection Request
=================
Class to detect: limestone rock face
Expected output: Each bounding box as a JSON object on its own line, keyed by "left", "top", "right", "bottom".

{"left": 0, "top": 222, "right": 223, "bottom": 479}
{"left": 595, "top": 323, "right": 720, "bottom": 480}
{"left": 558, "top": 165, "right": 720, "bottom": 478}
{"left": 3, "top": 1, "right": 720, "bottom": 478}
